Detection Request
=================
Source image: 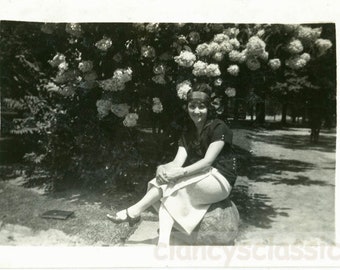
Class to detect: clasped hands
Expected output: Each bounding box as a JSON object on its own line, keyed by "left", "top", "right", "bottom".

{"left": 156, "top": 165, "right": 186, "bottom": 185}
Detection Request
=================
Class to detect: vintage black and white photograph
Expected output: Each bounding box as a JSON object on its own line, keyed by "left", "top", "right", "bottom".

{"left": 0, "top": 0, "right": 338, "bottom": 267}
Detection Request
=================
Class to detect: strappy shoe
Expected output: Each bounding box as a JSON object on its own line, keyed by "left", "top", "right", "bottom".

{"left": 106, "top": 209, "right": 141, "bottom": 227}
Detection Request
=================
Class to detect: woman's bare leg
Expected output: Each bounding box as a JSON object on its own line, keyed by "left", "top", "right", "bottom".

{"left": 115, "top": 186, "right": 162, "bottom": 219}
{"left": 158, "top": 204, "right": 174, "bottom": 246}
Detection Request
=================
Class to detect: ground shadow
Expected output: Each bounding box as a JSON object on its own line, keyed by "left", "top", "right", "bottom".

{"left": 250, "top": 156, "right": 314, "bottom": 180}
{"left": 252, "top": 132, "right": 336, "bottom": 153}
{"left": 248, "top": 156, "right": 334, "bottom": 186}
{"left": 272, "top": 175, "right": 334, "bottom": 187}
{"left": 230, "top": 183, "right": 290, "bottom": 229}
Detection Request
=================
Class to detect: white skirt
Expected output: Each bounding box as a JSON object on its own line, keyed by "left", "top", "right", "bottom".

{"left": 147, "top": 167, "right": 232, "bottom": 235}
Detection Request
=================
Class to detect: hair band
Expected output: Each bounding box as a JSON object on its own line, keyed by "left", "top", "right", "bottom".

{"left": 187, "top": 91, "right": 210, "bottom": 104}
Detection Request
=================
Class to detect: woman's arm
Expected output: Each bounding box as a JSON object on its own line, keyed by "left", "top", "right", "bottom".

{"left": 162, "top": 146, "right": 187, "bottom": 169}
{"left": 164, "top": 140, "right": 225, "bottom": 181}
{"left": 156, "top": 146, "right": 187, "bottom": 184}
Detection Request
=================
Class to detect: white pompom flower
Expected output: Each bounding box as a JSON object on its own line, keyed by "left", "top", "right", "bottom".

{"left": 214, "top": 78, "right": 223, "bottom": 86}
{"left": 152, "top": 98, "right": 163, "bottom": 113}
{"left": 206, "top": 64, "right": 221, "bottom": 77}
{"left": 196, "top": 43, "right": 211, "bottom": 57}
{"left": 227, "top": 65, "right": 240, "bottom": 76}
{"left": 268, "top": 58, "right": 281, "bottom": 70}
{"left": 259, "top": 51, "right": 269, "bottom": 61}
{"left": 176, "top": 80, "right": 192, "bottom": 100}
{"left": 300, "top": 53, "right": 311, "bottom": 62}
{"left": 192, "top": 61, "right": 208, "bottom": 77}
{"left": 96, "top": 99, "right": 112, "bottom": 119}
{"left": 287, "top": 39, "right": 304, "bottom": 54}
{"left": 123, "top": 113, "right": 139, "bottom": 127}
{"left": 65, "top": 23, "right": 82, "bottom": 37}
{"left": 213, "top": 33, "right": 229, "bottom": 44}
{"left": 229, "top": 38, "right": 240, "bottom": 49}
{"left": 208, "top": 42, "right": 220, "bottom": 55}
{"left": 218, "top": 41, "right": 233, "bottom": 54}
{"left": 228, "top": 50, "right": 246, "bottom": 63}
{"left": 285, "top": 56, "right": 307, "bottom": 70}
{"left": 95, "top": 37, "right": 113, "bottom": 51}
{"left": 225, "top": 87, "right": 236, "bottom": 97}
{"left": 174, "top": 51, "right": 197, "bottom": 67}
{"left": 141, "top": 45, "right": 156, "bottom": 58}
{"left": 315, "top": 39, "right": 333, "bottom": 55}
{"left": 246, "top": 36, "right": 266, "bottom": 57}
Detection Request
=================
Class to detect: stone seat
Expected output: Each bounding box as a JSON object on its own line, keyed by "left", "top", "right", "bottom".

{"left": 170, "top": 198, "right": 240, "bottom": 245}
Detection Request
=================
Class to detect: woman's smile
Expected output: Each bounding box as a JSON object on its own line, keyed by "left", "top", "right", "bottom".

{"left": 188, "top": 100, "right": 208, "bottom": 125}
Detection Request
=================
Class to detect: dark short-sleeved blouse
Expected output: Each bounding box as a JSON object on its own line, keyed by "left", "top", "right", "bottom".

{"left": 178, "top": 119, "right": 237, "bottom": 186}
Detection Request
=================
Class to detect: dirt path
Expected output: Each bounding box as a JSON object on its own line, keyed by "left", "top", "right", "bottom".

{"left": 234, "top": 128, "right": 336, "bottom": 245}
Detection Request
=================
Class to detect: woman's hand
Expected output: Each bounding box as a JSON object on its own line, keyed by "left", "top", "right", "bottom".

{"left": 162, "top": 167, "right": 186, "bottom": 182}
{"left": 156, "top": 165, "right": 169, "bottom": 185}
{"left": 156, "top": 165, "right": 186, "bottom": 184}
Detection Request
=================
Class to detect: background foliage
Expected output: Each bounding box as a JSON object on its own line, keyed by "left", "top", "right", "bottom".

{"left": 0, "top": 22, "right": 336, "bottom": 191}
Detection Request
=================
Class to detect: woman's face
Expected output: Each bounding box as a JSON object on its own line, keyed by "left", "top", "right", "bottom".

{"left": 188, "top": 100, "right": 208, "bottom": 125}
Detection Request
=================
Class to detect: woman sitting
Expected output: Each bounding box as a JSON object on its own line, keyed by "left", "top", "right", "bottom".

{"left": 107, "top": 85, "right": 237, "bottom": 245}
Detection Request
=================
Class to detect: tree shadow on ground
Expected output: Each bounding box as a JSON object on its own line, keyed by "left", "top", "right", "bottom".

{"left": 250, "top": 156, "right": 314, "bottom": 180}
{"left": 252, "top": 132, "right": 336, "bottom": 153}
{"left": 272, "top": 175, "right": 334, "bottom": 187}
{"left": 230, "top": 183, "right": 289, "bottom": 229}
{"left": 249, "top": 156, "right": 334, "bottom": 186}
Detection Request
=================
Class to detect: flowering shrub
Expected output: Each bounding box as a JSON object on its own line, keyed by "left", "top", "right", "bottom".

{"left": 1, "top": 22, "right": 335, "bottom": 190}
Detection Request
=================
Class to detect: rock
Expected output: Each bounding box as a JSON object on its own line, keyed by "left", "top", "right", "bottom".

{"left": 171, "top": 199, "right": 240, "bottom": 245}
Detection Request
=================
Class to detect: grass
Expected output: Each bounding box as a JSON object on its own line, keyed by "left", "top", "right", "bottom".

{"left": 0, "top": 180, "right": 143, "bottom": 246}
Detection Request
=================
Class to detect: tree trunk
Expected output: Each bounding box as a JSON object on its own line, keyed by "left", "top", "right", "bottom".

{"left": 255, "top": 102, "right": 265, "bottom": 123}
{"left": 233, "top": 99, "right": 239, "bottom": 121}
{"left": 281, "top": 103, "right": 288, "bottom": 124}
{"left": 250, "top": 105, "right": 254, "bottom": 121}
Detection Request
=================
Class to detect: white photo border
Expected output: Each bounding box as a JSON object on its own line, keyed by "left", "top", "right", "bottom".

{"left": 0, "top": 0, "right": 339, "bottom": 268}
